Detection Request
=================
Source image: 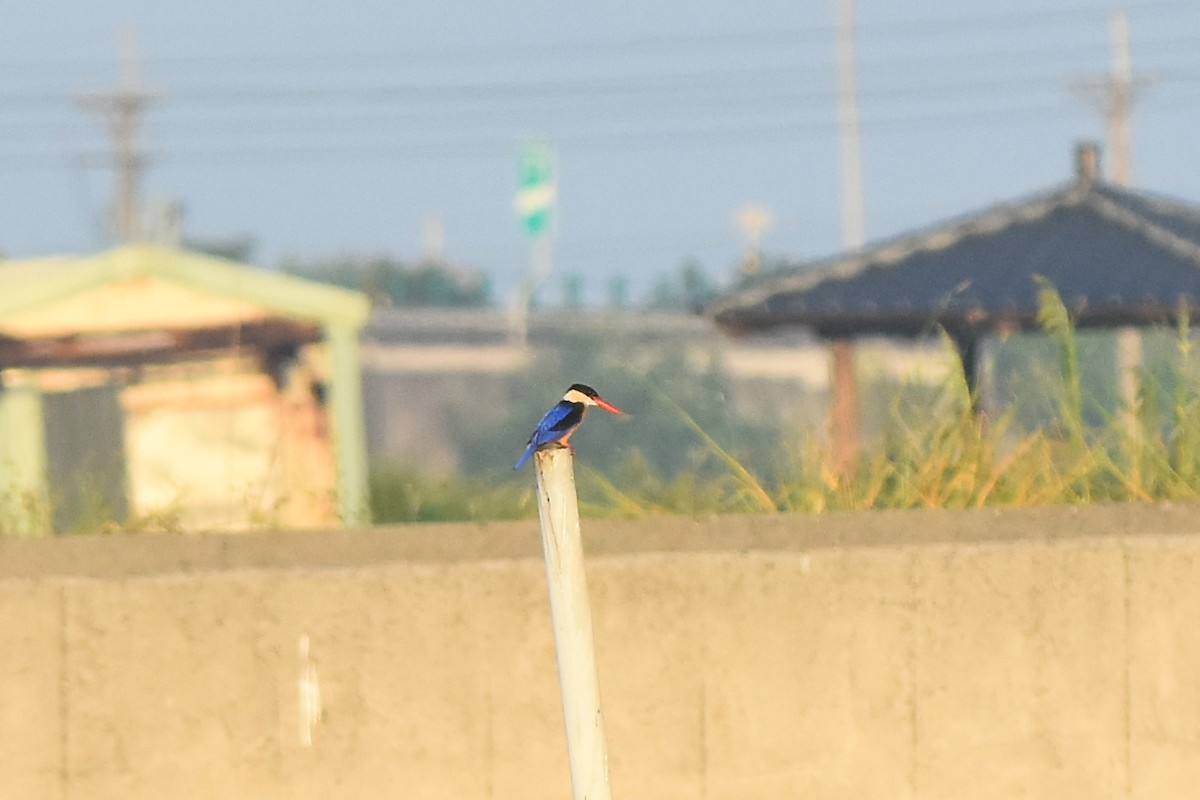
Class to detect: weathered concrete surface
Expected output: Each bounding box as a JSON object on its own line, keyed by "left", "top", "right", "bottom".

{"left": 0, "top": 583, "right": 61, "bottom": 800}
{"left": 912, "top": 541, "right": 1127, "bottom": 798}
{"left": 1127, "top": 537, "right": 1200, "bottom": 799}
{"left": 1, "top": 503, "right": 1199, "bottom": 798}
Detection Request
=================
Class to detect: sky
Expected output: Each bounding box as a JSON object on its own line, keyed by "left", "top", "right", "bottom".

{"left": 1, "top": 0, "right": 1199, "bottom": 306}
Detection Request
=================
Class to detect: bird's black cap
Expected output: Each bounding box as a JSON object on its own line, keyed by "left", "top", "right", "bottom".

{"left": 567, "top": 383, "right": 599, "bottom": 398}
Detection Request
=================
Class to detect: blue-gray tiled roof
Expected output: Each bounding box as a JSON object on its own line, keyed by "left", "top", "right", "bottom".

{"left": 709, "top": 177, "right": 1200, "bottom": 338}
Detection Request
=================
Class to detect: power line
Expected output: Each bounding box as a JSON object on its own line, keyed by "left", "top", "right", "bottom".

{"left": 0, "top": 2, "right": 1197, "bottom": 80}
{"left": 0, "top": 64, "right": 1180, "bottom": 118}
{"left": 17, "top": 72, "right": 1200, "bottom": 171}
{"left": 0, "top": 99, "right": 1102, "bottom": 170}
{"left": 856, "top": 0, "right": 1197, "bottom": 37}
{"left": 5, "top": 50, "right": 1200, "bottom": 166}
{"left": 2, "top": 65, "right": 1181, "bottom": 135}
{"left": 5, "top": 30, "right": 1200, "bottom": 118}
{"left": 7, "top": 46, "right": 1200, "bottom": 119}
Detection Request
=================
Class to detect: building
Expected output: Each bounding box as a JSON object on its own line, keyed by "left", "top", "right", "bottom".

{"left": 708, "top": 143, "right": 1200, "bottom": 461}
{"left": 0, "top": 244, "right": 370, "bottom": 533}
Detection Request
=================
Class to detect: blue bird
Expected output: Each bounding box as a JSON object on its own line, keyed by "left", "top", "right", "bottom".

{"left": 514, "top": 383, "right": 624, "bottom": 470}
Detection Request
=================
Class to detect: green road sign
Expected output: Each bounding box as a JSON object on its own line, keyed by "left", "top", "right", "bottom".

{"left": 516, "top": 143, "right": 556, "bottom": 238}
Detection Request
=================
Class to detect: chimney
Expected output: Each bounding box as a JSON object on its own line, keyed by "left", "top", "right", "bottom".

{"left": 1074, "top": 140, "right": 1101, "bottom": 184}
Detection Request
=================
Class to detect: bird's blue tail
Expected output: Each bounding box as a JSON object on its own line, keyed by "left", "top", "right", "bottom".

{"left": 513, "top": 442, "right": 536, "bottom": 470}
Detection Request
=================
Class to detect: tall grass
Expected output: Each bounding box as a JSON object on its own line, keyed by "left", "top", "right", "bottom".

{"left": 369, "top": 284, "right": 1200, "bottom": 522}
{"left": 755, "top": 286, "right": 1200, "bottom": 514}
{"left": 352, "top": 284, "right": 1200, "bottom": 522}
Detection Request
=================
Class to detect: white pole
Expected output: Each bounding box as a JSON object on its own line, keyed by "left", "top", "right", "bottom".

{"left": 834, "top": 0, "right": 865, "bottom": 252}
{"left": 509, "top": 235, "right": 553, "bottom": 347}
{"left": 1108, "top": 10, "right": 1134, "bottom": 187}
{"left": 1117, "top": 325, "right": 1143, "bottom": 434}
{"left": 1068, "top": 10, "right": 1150, "bottom": 187}
{"left": 533, "top": 446, "right": 613, "bottom": 800}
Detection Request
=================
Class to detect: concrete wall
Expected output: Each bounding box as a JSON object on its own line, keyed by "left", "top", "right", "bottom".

{"left": 2, "top": 503, "right": 1199, "bottom": 799}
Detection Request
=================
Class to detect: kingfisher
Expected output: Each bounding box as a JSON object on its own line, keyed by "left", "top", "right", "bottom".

{"left": 514, "top": 383, "right": 624, "bottom": 470}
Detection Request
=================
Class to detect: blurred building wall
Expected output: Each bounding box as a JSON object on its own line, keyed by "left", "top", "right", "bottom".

{"left": 360, "top": 308, "right": 950, "bottom": 473}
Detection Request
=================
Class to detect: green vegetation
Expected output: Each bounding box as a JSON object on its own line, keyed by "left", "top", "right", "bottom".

{"left": 646, "top": 258, "right": 721, "bottom": 311}
{"left": 0, "top": 479, "right": 184, "bottom": 537}
{"left": 185, "top": 238, "right": 493, "bottom": 308}
{"left": 369, "top": 464, "right": 533, "bottom": 523}
{"left": 455, "top": 331, "right": 776, "bottom": 481}
{"left": 281, "top": 255, "right": 491, "bottom": 307}
{"left": 369, "top": 327, "right": 778, "bottom": 523}
{"left": 371, "top": 286, "right": 1200, "bottom": 522}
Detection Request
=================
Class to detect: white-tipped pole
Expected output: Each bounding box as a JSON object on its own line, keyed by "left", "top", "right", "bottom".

{"left": 533, "top": 446, "right": 613, "bottom": 800}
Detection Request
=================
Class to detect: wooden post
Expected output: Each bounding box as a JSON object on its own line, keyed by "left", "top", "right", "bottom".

{"left": 533, "top": 446, "right": 613, "bottom": 800}
{"left": 1116, "top": 325, "right": 1143, "bottom": 435}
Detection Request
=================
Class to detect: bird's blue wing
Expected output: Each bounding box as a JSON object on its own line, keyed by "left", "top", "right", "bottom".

{"left": 514, "top": 401, "right": 584, "bottom": 469}
{"left": 531, "top": 401, "right": 584, "bottom": 447}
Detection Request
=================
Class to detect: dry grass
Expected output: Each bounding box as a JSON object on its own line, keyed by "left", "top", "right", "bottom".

{"left": 572, "top": 286, "right": 1200, "bottom": 517}
{"left": 10, "top": 286, "right": 1198, "bottom": 532}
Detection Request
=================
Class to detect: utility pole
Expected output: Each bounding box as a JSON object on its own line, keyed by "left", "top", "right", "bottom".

{"left": 1070, "top": 11, "right": 1151, "bottom": 188}
{"left": 833, "top": 0, "right": 865, "bottom": 249}
{"left": 1108, "top": 12, "right": 1135, "bottom": 186}
{"left": 1070, "top": 11, "right": 1153, "bottom": 437}
{"left": 77, "top": 28, "right": 162, "bottom": 242}
{"left": 830, "top": 0, "right": 865, "bottom": 475}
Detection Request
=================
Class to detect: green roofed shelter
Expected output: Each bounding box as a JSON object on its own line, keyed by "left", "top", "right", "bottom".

{"left": 0, "top": 243, "right": 372, "bottom": 532}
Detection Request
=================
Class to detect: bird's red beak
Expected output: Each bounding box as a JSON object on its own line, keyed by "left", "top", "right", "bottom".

{"left": 595, "top": 396, "right": 624, "bottom": 415}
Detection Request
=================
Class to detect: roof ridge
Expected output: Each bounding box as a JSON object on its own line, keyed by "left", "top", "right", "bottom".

{"left": 1085, "top": 189, "right": 1200, "bottom": 268}
{"left": 1102, "top": 183, "right": 1200, "bottom": 223}
{"left": 707, "top": 182, "right": 1082, "bottom": 319}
